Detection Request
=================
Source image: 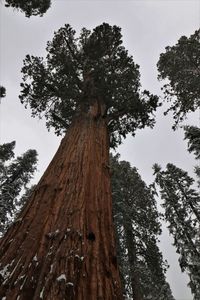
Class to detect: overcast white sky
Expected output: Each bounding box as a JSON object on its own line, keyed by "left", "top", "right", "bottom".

{"left": 0, "top": 1, "right": 199, "bottom": 299}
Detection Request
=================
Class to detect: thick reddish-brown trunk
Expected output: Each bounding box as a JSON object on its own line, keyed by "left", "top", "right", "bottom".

{"left": 0, "top": 112, "right": 122, "bottom": 299}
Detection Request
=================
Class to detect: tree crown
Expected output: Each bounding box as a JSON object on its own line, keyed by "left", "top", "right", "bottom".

{"left": 5, "top": 0, "right": 51, "bottom": 17}
{"left": 157, "top": 29, "right": 200, "bottom": 128}
{"left": 20, "top": 23, "right": 159, "bottom": 147}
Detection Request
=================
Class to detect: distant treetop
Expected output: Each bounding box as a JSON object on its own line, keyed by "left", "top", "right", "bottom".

{"left": 5, "top": 0, "right": 51, "bottom": 17}
{"left": 157, "top": 29, "right": 200, "bottom": 128}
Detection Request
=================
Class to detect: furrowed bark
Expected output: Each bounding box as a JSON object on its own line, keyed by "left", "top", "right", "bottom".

{"left": 0, "top": 110, "right": 122, "bottom": 299}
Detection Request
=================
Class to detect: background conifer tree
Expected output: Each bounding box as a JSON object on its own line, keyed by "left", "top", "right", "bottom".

{"left": 0, "top": 141, "right": 38, "bottom": 236}
{"left": 111, "top": 154, "right": 174, "bottom": 300}
{"left": 153, "top": 163, "right": 200, "bottom": 299}
{"left": 157, "top": 29, "right": 200, "bottom": 128}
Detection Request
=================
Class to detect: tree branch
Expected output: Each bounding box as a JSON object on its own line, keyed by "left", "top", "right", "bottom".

{"left": 51, "top": 113, "right": 69, "bottom": 129}
{"left": 107, "top": 108, "right": 126, "bottom": 122}
{"left": 63, "top": 35, "right": 82, "bottom": 91}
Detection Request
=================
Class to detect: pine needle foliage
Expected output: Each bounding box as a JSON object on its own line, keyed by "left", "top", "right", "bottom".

{"left": 184, "top": 125, "right": 200, "bottom": 160}
{"left": 0, "top": 142, "right": 38, "bottom": 236}
{"left": 157, "top": 29, "right": 200, "bottom": 128}
{"left": 19, "top": 23, "right": 159, "bottom": 148}
{"left": 153, "top": 163, "right": 200, "bottom": 299}
{"left": 4, "top": 0, "right": 51, "bottom": 17}
{"left": 111, "top": 154, "right": 174, "bottom": 300}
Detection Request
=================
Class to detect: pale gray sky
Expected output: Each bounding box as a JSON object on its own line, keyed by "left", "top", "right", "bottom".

{"left": 0, "top": 1, "right": 199, "bottom": 299}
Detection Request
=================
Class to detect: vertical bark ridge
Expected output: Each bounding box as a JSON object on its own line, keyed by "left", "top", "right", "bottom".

{"left": 0, "top": 114, "right": 122, "bottom": 299}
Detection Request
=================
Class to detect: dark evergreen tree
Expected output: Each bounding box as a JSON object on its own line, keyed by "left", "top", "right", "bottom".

{"left": 184, "top": 125, "right": 200, "bottom": 160}
{"left": 157, "top": 29, "right": 200, "bottom": 128}
{"left": 111, "top": 154, "right": 174, "bottom": 300}
{"left": 0, "top": 23, "right": 159, "bottom": 299}
{"left": 153, "top": 163, "right": 200, "bottom": 300}
{"left": 184, "top": 125, "right": 200, "bottom": 186}
{"left": 4, "top": 0, "right": 51, "bottom": 17}
{"left": 0, "top": 141, "right": 38, "bottom": 236}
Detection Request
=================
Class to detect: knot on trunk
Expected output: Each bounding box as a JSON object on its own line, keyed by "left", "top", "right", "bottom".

{"left": 87, "top": 232, "right": 96, "bottom": 242}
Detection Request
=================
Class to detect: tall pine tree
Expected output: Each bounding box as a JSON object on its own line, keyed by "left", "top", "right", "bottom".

{"left": 153, "top": 163, "right": 200, "bottom": 300}
{"left": 0, "top": 23, "right": 159, "bottom": 299}
{"left": 111, "top": 154, "right": 174, "bottom": 300}
{"left": 0, "top": 141, "right": 38, "bottom": 236}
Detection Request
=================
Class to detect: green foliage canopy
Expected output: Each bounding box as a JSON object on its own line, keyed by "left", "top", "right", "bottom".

{"left": 5, "top": 0, "right": 51, "bottom": 17}
{"left": 153, "top": 163, "right": 200, "bottom": 299}
{"left": 20, "top": 23, "right": 159, "bottom": 147}
{"left": 184, "top": 125, "right": 200, "bottom": 160}
{"left": 111, "top": 154, "right": 174, "bottom": 300}
{"left": 184, "top": 125, "right": 200, "bottom": 187}
{"left": 0, "top": 141, "right": 38, "bottom": 235}
{"left": 157, "top": 29, "right": 200, "bottom": 128}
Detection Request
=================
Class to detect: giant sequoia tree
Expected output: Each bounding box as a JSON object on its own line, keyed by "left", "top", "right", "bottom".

{"left": 0, "top": 23, "right": 159, "bottom": 299}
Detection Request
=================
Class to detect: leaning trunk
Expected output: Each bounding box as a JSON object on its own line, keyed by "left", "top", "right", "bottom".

{"left": 0, "top": 112, "right": 122, "bottom": 299}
